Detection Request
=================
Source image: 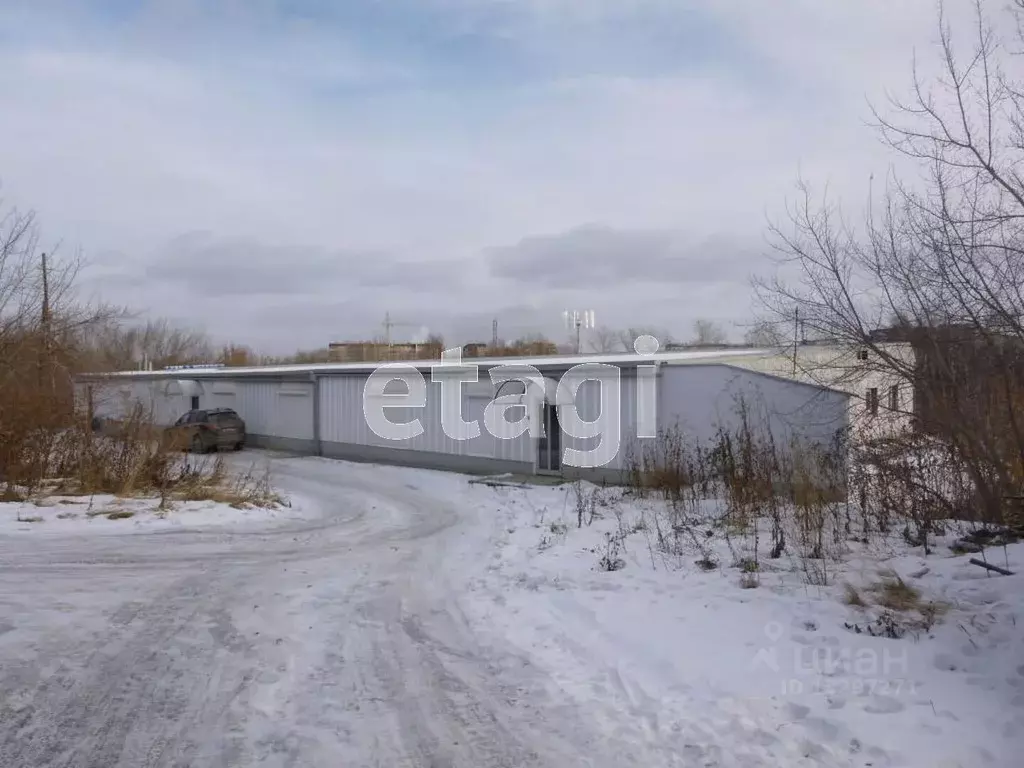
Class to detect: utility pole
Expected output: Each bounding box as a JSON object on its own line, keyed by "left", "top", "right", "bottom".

{"left": 792, "top": 307, "right": 799, "bottom": 376}
{"left": 492, "top": 318, "right": 498, "bottom": 348}
{"left": 381, "top": 311, "right": 418, "bottom": 359}
{"left": 39, "top": 252, "right": 51, "bottom": 389}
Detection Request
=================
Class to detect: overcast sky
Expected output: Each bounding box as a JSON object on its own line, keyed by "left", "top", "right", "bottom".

{"left": 0, "top": 0, "right": 989, "bottom": 353}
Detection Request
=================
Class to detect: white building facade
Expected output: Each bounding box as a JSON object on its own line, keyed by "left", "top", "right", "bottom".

{"left": 666, "top": 341, "right": 915, "bottom": 443}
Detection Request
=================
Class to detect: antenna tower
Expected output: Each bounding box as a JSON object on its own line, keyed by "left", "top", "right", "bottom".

{"left": 382, "top": 311, "right": 418, "bottom": 349}
{"left": 563, "top": 309, "right": 596, "bottom": 354}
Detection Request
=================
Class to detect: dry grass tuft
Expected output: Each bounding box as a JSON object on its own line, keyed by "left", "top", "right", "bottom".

{"left": 842, "top": 571, "right": 951, "bottom": 637}
{"left": 843, "top": 583, "right": 868, "bottom": 608}
{"left": 869, "top": 572, "right": 922, "bottom": 612}
{"left": 0, "top": 488, "right": 25, "bottom": 503}
{"left": 168, "top": 457, "right": 284, "bottom": 509}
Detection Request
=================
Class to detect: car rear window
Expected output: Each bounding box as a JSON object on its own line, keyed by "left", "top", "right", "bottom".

{"left": 210, "top": 411, "right": 239, "bottom": 424}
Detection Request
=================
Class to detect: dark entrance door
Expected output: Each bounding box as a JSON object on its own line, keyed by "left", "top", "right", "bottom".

{"left": 537, "top": 403, "right": 561, "bottom": 473}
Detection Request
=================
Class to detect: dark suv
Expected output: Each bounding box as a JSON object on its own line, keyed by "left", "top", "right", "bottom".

{"left": 164, "top": 408, "right": 246, "bottom": 453}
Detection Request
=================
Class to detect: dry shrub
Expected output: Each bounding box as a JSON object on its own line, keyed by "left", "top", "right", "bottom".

{"left": 572, "top": 479, "right": 598, "bottom": 527}
{"left": 626, "top": 402, "right": 850, "bottom": 581}
{"left": 843, "top": 571, "right": 950, "bottom": 637}
{"left": 850, "top": 435, "right": 978, "bottom": 555}
{"left": 4, "top": 398, "right": 283, "bottom": 510}
{"left": 43, "top": 405, "right": 173, "bottom": 497}
{"left": 624, "top": 425, "right": 698, "bottom": 501}
{"left": 171, "top": 456, "right": 284, "bottom": 509}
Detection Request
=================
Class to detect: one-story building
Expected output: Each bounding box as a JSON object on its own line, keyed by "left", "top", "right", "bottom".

{"left": 77, "top": 348, "right": 851, "bottom": 483}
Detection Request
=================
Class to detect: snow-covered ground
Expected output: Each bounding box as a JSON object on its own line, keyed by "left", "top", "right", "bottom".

{"left": 0, "top": 452, "right": 1020, "bottom": 766}
{"left": 0, "top": 487, "right": 317, "bottom": 535}
{"left": 455, "top": 480, "right": 1024, "bottom": 767}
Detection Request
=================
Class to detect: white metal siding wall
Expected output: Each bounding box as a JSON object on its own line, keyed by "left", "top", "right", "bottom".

{"left": 234, "top": 382, "right": 275, "bottom": 437}
{"left": 462, "top": 387, "right": 534, "bottom": 463}
{"left": 88, "top": 381, "right": 131, "bottom": 420}
{"left": 89, "top": 378, "right": 315, "bottom": 440}
{"left": 558, "top": 374, "right": 641, "bottom": 471}
{"left": 90, "top": 380, "right": 174, "bottom": 423}
{"left": 234, "top": 381, "right": 314, "bottom": 441}
{"left": 207, "top": 381, "right": 237, "bottom": 412}
{"left": 702, "top": 346, "right": 914, "bottom": 442}
{"left": 655, "top": 365, "right": 848, "bottom": 453}
{"left": 156, "top": 390, "right": 184, "bottom": 425}
{"left": 318, "top": 373, "right": 533, "bottom": 463}
{"left": 273, "top": 383, "right": 315, "bottom": 441}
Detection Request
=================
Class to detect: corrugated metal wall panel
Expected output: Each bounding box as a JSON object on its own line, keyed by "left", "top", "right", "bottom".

{"left": 656, "top": 365, "right": 848, "bottom": 454}
{"left": 557, "top": 372, "right": 640, "bottom": 472}
{"left": 235, "top": 381, "right": 274, "bottom": 436}
{"left": 271, "top": 383, "right": 314, "bottom": 440}
{"left": 90, "top": 380, "right": 170, "bottom": 423}
{"left": 318, "top": 373, "right": 533, "bottom": 463}
{"left": 89, "top": 377, "right": 310, "bottom": 442}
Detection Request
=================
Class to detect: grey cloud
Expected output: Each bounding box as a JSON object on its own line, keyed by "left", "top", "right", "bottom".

{"left": 141, "top": 232, "right": 472, "bottom": 297}
{"left": 213, "top": 296, "right": 498, "bottom": 353}
{"left": 487, "top": 225, "right": 758, "bottom": 287}
{"left": 79, "top": 227, "right": 757, "bottom": 355}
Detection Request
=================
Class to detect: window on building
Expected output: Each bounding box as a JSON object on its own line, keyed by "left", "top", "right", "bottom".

{"left": 866, "top": 387, "right": 879, "bottom": 415}
{"left": 857, "top": 349, "right": 869, "bottom": 361}
{"left": 889, "top": 385, "right": 899, "bottom": 411}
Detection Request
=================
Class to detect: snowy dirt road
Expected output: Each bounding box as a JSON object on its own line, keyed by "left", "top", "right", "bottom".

{"left": 4, "top": 453, "right": 1013, "bottom": 767}
{"left": 0, "top": 454, "right": 600, "bottom": 768}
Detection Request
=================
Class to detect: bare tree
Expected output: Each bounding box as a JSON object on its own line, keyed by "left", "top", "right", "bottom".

{"left": 691, "top": 318, "right": 728, "bottom": 345}
{"left": 219, "top": 344, "right": 256, "bottom": 367}
{"left": 83, "top": 318, "right": 214, "bottom": 371}
{"left": 277, "top": 347, "right": 333, "bottom": 364}
{"left": 509, "top": 333, "right": 559, "bottom": 356}
{"left": 423, "top": 333, "right": 445, "bottom": 358}
{"left": 756, "top": 0, "right": 1024, "bottom": 527}
{"left": 618, "top": 326, "right": 674, "bottom": 352}
{"left": 0, "top": 198, "right": 121, "bottom": 489}
{"left": 743, "top": 320, "right": 786, "bottom": 347}
{"left": 587, "top": 326, "right": 624, "bottom": 353}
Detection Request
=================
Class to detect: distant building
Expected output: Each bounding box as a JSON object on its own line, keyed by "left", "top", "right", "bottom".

{"left": 328, "top": 341, "right": 441, "bottom": 363}
{"left": 869, "top": 324, "right": 1024, "bottom": 444}
{"left": 462, "top": 343, "right": 489, "bottom": 358}
{"left": 666, "top": 340, "right": 915, "bottom": 443}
